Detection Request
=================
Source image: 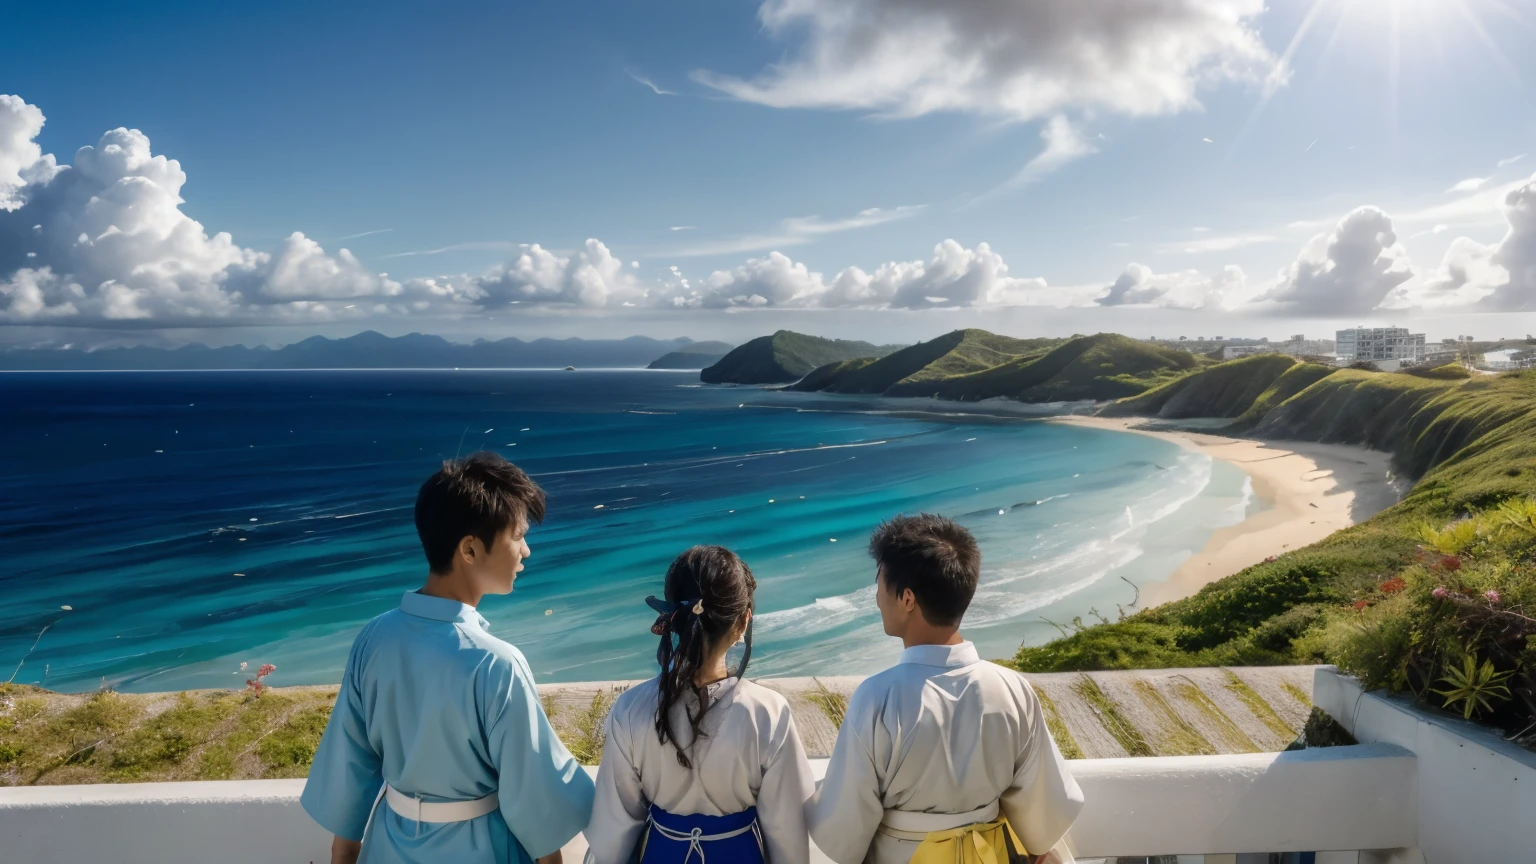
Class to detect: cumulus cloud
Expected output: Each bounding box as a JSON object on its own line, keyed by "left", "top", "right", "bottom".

{"left": 1098, "top": 263, "right": 1239, "bottom": 309}
{"left": 661, "top": 239, "right": 1081, "bottom": 310}
{"left": 1401, "top": 173, "right": 1536, "bottom": 311}
{"left": 1259, "top": 206, "right": 1414, "bottom": 315}
{"left": 0, "top": 95, "right": 58, "bottom": 211}
{"left": 693, "top": 0, "right": 1275, "bottom": 121}
{"left": 0, "top": 95, "right": 405, "bottom": 324}
{"left": 465, "top": 239, "right": 641, "bottom": 308}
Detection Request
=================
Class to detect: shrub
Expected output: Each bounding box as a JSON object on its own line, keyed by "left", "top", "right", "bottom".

{"left": 1175, "top": 564, "right": 1341, "bottom": 651}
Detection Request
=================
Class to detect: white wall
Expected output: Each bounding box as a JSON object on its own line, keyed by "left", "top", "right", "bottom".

{"left": 0, "top": 744, "right": 1419, "bottom": 864}
{"left": 1314, "top": 666, "right": 1536, "bottom": 864}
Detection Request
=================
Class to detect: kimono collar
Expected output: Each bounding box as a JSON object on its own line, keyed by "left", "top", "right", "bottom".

{"left": 400, "top": 590, "right": 489, "bottom": 629}
{"left": 899, "top": 641, "right": 980, "bottom": 669}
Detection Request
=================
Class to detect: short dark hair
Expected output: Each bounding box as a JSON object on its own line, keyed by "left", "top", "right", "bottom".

{"left": 868, "top": 513, "right": 979, "bottom": 627}
{"left": 414, "top": 452, "right": 546, "bottom": 574}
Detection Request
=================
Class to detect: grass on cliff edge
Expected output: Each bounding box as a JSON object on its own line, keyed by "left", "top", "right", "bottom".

{"left": 0, "top": 684, "right": 337, "bottom": 786}
{"left": 1013, "top": 368, "right": 1536, "bottom": 745}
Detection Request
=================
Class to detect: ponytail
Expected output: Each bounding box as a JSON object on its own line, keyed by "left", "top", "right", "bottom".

{"left": 646, "top": 546, "right": 755, "bottom": 768}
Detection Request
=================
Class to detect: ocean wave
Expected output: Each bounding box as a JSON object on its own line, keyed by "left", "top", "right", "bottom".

{"left": 756, "top": 585, "right": 876, "bottom": 639}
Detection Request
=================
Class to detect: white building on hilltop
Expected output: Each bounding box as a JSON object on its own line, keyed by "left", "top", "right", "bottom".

{"left": 1336, "top": 327, "right": 1426, "bottom": 366}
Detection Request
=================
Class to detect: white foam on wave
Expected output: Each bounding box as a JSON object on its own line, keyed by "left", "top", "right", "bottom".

{"left": 756, "top": 585, "right": 876, "bottom": 639}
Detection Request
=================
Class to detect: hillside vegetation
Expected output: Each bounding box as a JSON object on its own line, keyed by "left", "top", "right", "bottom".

{"left": 928, "top": 333, "right": 1205, "bottom": 403}
{"left": 1015, "top": 363, "right": 1536, "bottom": 747}
{"left": 1100, "top": 354, "right": 1300, "bottom": 419}
{"left": 788, "top": 329, "right": 1061, "bottom": 396}
{"left": 700, "top": 331, "right": 899, "bottom": 384}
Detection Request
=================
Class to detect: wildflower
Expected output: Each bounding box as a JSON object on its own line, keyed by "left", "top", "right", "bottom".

{"left": 1441, "top": 556, "right": 1463, "bottom": 572}
{"left": 1432, "top": 586, "right": 1449, "bottom": 599}
{"left": 1380, "top": 577, "right": 1407, "bottom": 594}
{"left": 1353, "top": 600, "right": 1369, "bottom": 611}
{"left": 239, "top": 662, "right": 248, "bottom": 671}
{"left": 258, "top": 663, "right": 276, "bottom": 676}
{"left": 1485, "top": 590, "right": 1502, "bottom": 604}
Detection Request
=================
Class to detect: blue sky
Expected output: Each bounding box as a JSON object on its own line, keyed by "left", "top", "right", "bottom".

{"left": 1, "top": 0, "right": 1534, "bottom": 347}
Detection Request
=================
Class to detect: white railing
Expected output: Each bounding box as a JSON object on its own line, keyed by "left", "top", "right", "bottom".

{"left": 0, "top": 742, "right": 1418, "bottom": 864}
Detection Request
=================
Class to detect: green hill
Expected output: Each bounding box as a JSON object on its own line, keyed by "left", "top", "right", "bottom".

{"left": 699, "top": 331, "right": 901, "bottom": 384}
{"left": 647, "top": 341, "right": 735, "bottom": 370}
{"left": 788, "top": 329, "right": 1061, "bottom": 396}
{"left": 1099, "top": 354, "right": 1300, "bottom": 419}
{"left": 928, "top": 334, "right": 1204, "bottom": 403}
{"left": 1015, "top": 366, "right": 1536, "bottom": 742}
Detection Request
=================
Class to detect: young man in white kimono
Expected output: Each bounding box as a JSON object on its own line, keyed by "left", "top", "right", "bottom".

{"left": 807, "top": 514, "right": 1084, "bottom": 864}
{"left": 302, "top": 452, "right": 595, "bottom": 864}
{"left": 584, "top": 545, "right": 816, "bottom": 864}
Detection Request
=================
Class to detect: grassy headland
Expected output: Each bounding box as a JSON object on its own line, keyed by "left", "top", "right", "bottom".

{"left": 757, "top": 331, "right": 1208, "bottom": 403}
{"left": 1014, "top": 361, "right": 1536, "bottom": 747}
{"left": 699, "top": 331, "right": 901, "bottom": 384}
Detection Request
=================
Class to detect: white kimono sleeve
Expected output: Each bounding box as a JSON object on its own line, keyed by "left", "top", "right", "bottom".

{"left": 999, "top": 684, "right": 1085, "bottom": 856}
{"left": 584, "top": 706, "right": 649, "bottom": 864}
{"left": 805, "top": 691, "right": 885, "bottom": 864}
{"left": 756, "top": 708, "right": 815, "bottom": 864}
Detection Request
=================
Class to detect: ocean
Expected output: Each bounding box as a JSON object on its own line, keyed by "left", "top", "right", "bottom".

{"left": 0, "top": 370, "right": 1255, "bottom": 692}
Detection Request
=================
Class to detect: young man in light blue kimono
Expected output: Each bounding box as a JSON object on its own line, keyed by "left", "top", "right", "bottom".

{"left": 302, "top": 451, "right": 595, "bottom": 864}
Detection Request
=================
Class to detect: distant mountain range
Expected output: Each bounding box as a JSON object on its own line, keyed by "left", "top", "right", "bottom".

{"left": 0, "top": 331, "right": 737, "bottom": 370}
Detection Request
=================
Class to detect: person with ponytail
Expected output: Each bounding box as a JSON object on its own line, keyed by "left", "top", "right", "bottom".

{"left": 584, "top": 546, "right": 814, "bottom": 864}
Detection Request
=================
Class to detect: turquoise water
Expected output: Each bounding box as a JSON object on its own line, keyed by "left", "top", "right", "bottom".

{"left": 0, "top": 370, "right": 1254, "bottom": 692}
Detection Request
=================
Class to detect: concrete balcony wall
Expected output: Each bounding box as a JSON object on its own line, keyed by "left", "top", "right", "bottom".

{"left": 4, "top": 668, "right": 1525, "bottom": 864}
{"left": 1314, "top": 666, "right": 1536, "bottom": 864}
{"left": 0, "top": 744, "right": 1416, "bottom": 864}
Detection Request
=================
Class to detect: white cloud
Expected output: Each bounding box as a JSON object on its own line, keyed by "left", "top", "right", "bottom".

{"left": 659, "top": 239, "right": 1091, "bottom": 310}
{"left": 1498, "top": 154, "right": 1526, "bottom": 169}
{"left": 1098, "top": 263, "right": 1238, "bottom": 309}
{"left": 466, "top": 239, "right": 641, "bottom": 308}
{"left": 1159, "top": 233, "right": 1278, "bottom": 255}
{"left": 663, "top": 205, "right": 922, "bottom": 257}
{"left": 1006, "top": 116, "right": 1097, "bottom": 188}
{"left": 334, "top": 228, "right": 392, "bottom": 241}
{"left": 1397, "top": 173, "right": 1536, "bottom": 312}
{"left": 626, "top": 70, "right": 677, "bottom": 97}
{"left": 0, "top": 95, "right": 58, "bottom": 211}
{"left": 1447, "top": 177, "right": 1488, "bottom": 194}
{"left": 1258, "top": 206, "right": 1414, "bottom": 315}
{"left": 0, "top": 96, "right": 406, "bottom": 325}
{"left": 693, "top": 0, "right": 1274, "bottom": 122}
{"left": 256, "top": 232, "right": 402, "bottom": 302}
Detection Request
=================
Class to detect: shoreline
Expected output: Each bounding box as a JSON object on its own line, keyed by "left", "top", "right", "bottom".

{"left": 1049, "top": 416, "right": 1404, "bottom": 608}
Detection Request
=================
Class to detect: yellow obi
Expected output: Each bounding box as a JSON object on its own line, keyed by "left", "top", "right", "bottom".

{"left": 876, "top": 801, "right": 1027, "bottom": 864}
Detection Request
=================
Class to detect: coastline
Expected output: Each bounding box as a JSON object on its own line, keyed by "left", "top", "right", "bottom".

{"left": 1049, "top": 416, "right": 1403, "bottom": 609}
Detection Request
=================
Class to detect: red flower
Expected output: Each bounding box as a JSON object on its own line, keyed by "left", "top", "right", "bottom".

{"left": 1379, "top": 577, "right": 1407, "bottom": 594}
{"left": 257, "top": 664, "right": 276, "bottom": 677}
{"left": 1352, "top": 600, "right": 1370, "bottom": 611}
{"left": 1440, "top": 556, "right": 1463, "bottom": 572}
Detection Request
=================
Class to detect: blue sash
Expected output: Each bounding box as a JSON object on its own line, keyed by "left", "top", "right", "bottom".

{"left": 636, "top": 804, "right": 765, "bottom": 864}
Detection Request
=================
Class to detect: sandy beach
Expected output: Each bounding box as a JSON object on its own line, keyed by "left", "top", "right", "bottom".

{"left": 1050, "top": 416, "right": 1404, "bottom": 608}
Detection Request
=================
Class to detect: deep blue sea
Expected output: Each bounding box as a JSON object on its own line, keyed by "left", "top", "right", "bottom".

{"left": 0, "top": 370, "right": 1254, "bottom": 692}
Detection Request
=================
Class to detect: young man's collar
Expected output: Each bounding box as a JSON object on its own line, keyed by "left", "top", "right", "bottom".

{"left": 898, "top": 641, "right": 980, "bottom": 668}
{"left": 400, "top": 590, "right": 489, "bottom": 628}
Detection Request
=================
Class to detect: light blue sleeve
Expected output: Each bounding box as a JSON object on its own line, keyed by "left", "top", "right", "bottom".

{"left": 300, "top": 633, "right": 384, "bottom": 841}
{"left": 485, "top": 647, "right": 597, "bottom": 859}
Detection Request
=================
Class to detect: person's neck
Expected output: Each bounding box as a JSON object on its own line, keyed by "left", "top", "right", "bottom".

{"left": 900, "top": 627, "right": 964, "bottom": 650}
{"left": 419, "top": 573, "right": 483, "bottom": 608}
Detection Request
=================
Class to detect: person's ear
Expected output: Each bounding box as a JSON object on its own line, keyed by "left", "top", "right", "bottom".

{"left": 900, "top": 588, "right": 917, "bottom": 613}
{"left": 457, "top": 534, "right": 478, "bottom": 566}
